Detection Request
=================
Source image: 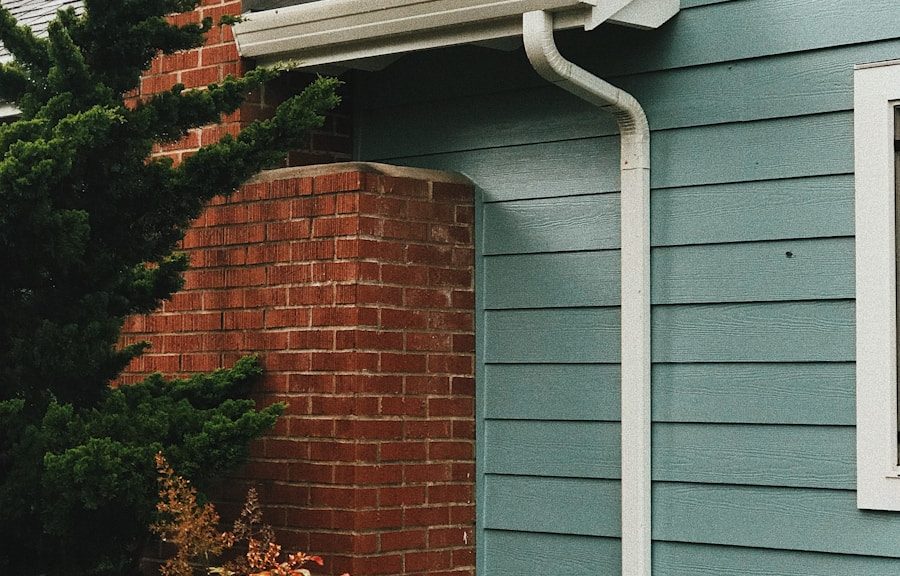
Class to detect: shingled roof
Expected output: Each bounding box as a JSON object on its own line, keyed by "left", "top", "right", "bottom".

{"left": 0, "top": 0, "right": 83, "bottom": 62}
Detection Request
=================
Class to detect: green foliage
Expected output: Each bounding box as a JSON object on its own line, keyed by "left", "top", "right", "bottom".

{"left": 0, "top": 0, "right": 339, "bottom": 407}
{"left": 0, "top": 1, "right": 338, "bottom": 574}
{"left": 1, "top": 357, "right": 283, "bottom": 575}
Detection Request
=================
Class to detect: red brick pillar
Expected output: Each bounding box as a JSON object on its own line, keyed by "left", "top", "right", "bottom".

{"left": 120, "top": 163, "right": 475, "bottom": 576}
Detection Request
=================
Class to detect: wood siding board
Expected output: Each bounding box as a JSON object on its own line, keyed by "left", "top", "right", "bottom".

{"left": 355, "top": 45, "right": 540, "bottom": 111}
{"left": 653, "top": 541, "right": 900, "bottom": 575}
{"left": 483, "top": 251, "right": 620, "bottom": 308}
{"left": 483, "top": 238, "right": 852, "bottom": 309}
{"left": 484, "top": 420, "right": 621, "bottom": 478}
{"left": 482, "top": 174, "right": 852, "bottom": 253}
{"left": 483, "top": 174, "right": 853, "bottom": 259}
{"left": 651, "top": 424, "right": 855, "bottom": 489}
{"left": 483, "top": 474, "right": 621, "bottom": 536}
{"left": 483, "top": 422, "right": 855, "bottom": 489}
{"left": 651, "top": 175, "right": 853, "bottom": 247}
{"left": 484, "top": 362, "right": 855, "bottom": 426}
{"left": 484, "top": 308, "right": 620, "bottom": 363}
{"left": 485, "top": 302, "right": 854, "bottom": 364}
{"left": 483, "top": 363, "right": 621, "bottom": 421}
{"left": 482, "top": 194, "right": 619, "bottom": 254}
{"left": 653, "top": 483, "right": 900, "bottom": 558}
{"left": 650, "top": 112, "right": 851, "bottom": 190}
{"left": 650, "top": 237, "right": 855, "bottom": 304}
{"left": 651, "top": 363, "right": 855, "bottom": 426}
{"left": 484, "top": 530, "right": 621, "bottom": 575}
{"left": 651, "top": 301, "right": 855, "bottom": 363}
{"left": 484, "top": 300, "right": 854, "bottom": 363}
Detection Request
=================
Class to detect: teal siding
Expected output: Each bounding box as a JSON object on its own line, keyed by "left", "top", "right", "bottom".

{"left": 483, "top": 363, "right": 621, "bottom": 420}
{"left": 484, "top": 420, "right": 621, "bottom": 478}
{"left": 654, "top": 542, "right": 900, "bottom": 576}
{"left": 483, "top": 475, "right": 620, "bottom": 536}
{"left": 484, "top": 531, "right": 620, "bottom": 576}
{"left": 355, "top": 0, "right": 900, "bottom": 571}
{"left": 652, "top": 363, "right": 854, "bottom": 425}
{"left": 486, "top": 237, "right": 854, "bottom": 307}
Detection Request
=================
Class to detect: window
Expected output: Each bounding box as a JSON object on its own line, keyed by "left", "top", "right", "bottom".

{"left": 855, "top": 59, "right": 900, "bottom": 511}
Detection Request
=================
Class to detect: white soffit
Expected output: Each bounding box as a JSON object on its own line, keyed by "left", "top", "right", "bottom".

{"left": 233, "top": 0, "right": 679, "bottom": 68}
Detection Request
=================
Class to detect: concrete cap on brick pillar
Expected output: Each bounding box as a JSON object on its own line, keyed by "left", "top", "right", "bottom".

{"left": 246, "top": 161, "right": 473, "bottom": 187}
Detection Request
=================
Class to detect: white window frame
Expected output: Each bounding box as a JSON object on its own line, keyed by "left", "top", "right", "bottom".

{"left": 855, "top": 59, "right": 900, "bottom": 511}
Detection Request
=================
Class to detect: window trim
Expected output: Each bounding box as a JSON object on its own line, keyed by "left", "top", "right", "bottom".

{"left": 855, "top": 59, "right": 900, "bottom": 511}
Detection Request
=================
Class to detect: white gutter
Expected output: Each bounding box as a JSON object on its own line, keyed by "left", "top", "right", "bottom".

{"left": 523, "top": 10, "right": 651, "bottom": 576}
{"left": 233, "top": 0, "right": 678, "bottom": 68}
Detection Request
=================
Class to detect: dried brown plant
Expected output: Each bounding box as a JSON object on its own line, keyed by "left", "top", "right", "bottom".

{"left": 153, "top": 453, "right": 348, "bottom": 576}
{"left": 153, "top": 453, "right": 226, "bottom": 576}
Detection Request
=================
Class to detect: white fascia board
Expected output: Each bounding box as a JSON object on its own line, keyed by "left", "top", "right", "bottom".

{"left": 235, "top": 0, "right": 598, "bottom": 67}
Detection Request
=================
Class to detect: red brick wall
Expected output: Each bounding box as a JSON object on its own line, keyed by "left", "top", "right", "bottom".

{"left": 121, "top": 164, "right": 475, "bottom": 576}
{"left": 128, "top": 0, "right": 352, "bottom": 166}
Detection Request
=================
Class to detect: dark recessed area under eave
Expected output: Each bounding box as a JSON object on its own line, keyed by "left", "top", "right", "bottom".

{"left": 243, "top": 0, "right": 318, "bottom": 12}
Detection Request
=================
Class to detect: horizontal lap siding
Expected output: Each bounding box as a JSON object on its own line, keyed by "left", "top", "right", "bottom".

{"left": 654, "top": 542, "right": 900, "bottom": 576}
{"left": 484, "top": 531, "right": 620, "bottom": 575}
{"left": 485, "top": 362, "right": 855, "bottom": 425}
{"left": 486, "top": 237, "right": 854, "bottom": 306}
{"left": 355, "top": 0, "right": 900, "bottom": 571}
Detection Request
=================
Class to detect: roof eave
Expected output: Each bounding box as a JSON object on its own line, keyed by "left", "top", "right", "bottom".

{"left": 232, "top": 0, "right": 678, "bottom": 69}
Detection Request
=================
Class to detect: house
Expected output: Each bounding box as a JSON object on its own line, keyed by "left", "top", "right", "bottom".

{"left": 229, "top": 0, "right": 900, "bottom": 574}
{"left": 6, "top": 0, "right": 900, "bottom": 574}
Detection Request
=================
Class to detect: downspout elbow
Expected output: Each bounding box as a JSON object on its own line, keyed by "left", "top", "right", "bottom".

{"left": 522, "top": 11, "right": 650, "bottom": 169}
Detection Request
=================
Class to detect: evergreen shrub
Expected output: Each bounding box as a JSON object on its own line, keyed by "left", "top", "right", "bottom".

{"left": 0, "top": 1, "right": 339, "bottom": 573}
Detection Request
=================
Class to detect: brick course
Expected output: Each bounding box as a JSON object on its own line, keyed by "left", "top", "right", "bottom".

{"left": 128, "top": 0, "right": 352, "bottom": 166}
{"left": 121, "top": 164, "right": 475, "bottom": 576}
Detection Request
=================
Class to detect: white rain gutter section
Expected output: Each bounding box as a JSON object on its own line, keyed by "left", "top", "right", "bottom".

{"left": 523, "top": 10, "right": 651, "bottom": 576}
{"left": 233, "top": 0, "right": 678, "bottom": 68}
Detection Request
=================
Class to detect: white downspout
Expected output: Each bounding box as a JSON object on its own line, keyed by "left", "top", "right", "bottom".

{"left": 523, "top": 10, "right": 651, "bottom": 576}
